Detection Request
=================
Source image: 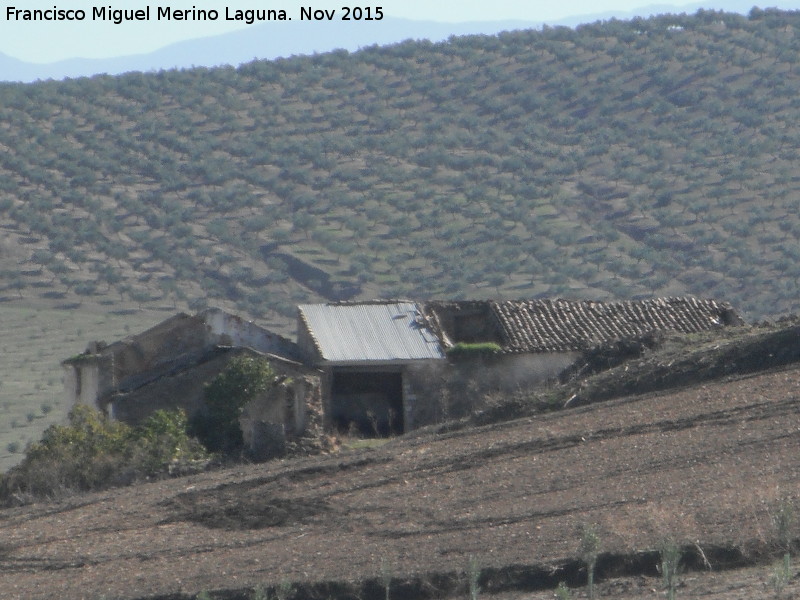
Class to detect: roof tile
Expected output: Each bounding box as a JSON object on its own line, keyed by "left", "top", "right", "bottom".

{"left": 489, "top": 297, "right": 741, "bottom": 353}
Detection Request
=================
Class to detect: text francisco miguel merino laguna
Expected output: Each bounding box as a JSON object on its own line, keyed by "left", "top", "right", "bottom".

{"left": 5, "top": 6, "right": 385, "bottom": 24}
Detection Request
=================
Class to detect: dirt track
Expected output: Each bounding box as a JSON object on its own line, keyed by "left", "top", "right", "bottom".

{"left": 1, "top": 365, "right": 800, "bottom": 599}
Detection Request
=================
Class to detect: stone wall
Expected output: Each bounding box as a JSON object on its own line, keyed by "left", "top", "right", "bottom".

{"left": 240, "top": 374, "right": 323, "bottom": 460}
{"left": 62, "top": 360, "right": 103, "bottom": 410}
{"left": 63, "top": 309, "right": 304, "bottom": 412}
{"left": 203, "top": 308, "right": 305, "bottom": 362}
{"left": 107, "top": 348, "right": 239, "bottom": 425}
{"left": 404, "top": 352, "right": 580, "bottom": 429}
{"left": 107, "top": 347, "right": 323, "bottom": 460}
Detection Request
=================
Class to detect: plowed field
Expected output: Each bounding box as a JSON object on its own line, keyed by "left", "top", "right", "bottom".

{"left": 2, "top": 364, "right": 800, "bottom": 599}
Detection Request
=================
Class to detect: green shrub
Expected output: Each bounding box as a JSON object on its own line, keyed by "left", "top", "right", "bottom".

{"left": 660, "top": 539, "right": 681, "bottom": 600}
{"left": 445, "top": 342, "right": 502, "bottom": 358}
{"left": 133, "top": 409, "right": 209, "bottom": 474}
{"left": 251, "top": 585, "right": 268, "bottom": 600}
{"left": 0, "top": 405, "right": 207, "bottom": 504}
{"left": 380, "top": 558, "right": 392, "bottom": 600}
{"left": 275, "top": 580, "right": 292, "bottom": 600}
{"left": 772, "top": 498, "right": 795, "bottom": 557}
{"left": 579, "top": 524, "right": 600, "bottom": 600}
{"left": 770, "top": 556, "right": 791, "bottom": 596}
{"left": 467, "top": 555, "right": 480, "bottom": 600}
{"left": 191, "top": 355, "right": 276, "bottom": 454}
{"left": 770, "top": 499, "right": 795, "bottom": 595}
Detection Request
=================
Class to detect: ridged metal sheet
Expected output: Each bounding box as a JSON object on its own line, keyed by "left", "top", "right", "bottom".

{"left": 298, "top": 302, "right": 445, "bottom": 363}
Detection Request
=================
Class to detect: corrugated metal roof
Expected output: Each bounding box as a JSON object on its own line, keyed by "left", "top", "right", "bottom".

{"left": 298, "top": 302, "right": 445, "bottom": 363}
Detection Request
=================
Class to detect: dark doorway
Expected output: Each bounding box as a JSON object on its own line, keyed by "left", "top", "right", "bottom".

{"left": 330, "top": 370, "right": 404, "bottom": 436}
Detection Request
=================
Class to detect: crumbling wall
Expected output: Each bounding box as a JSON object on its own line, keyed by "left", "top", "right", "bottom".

{"left": 203, "top": 308, "right": 304, "bottom": 361}
{"left": 296, "top": 317, "right": 323, "bottom": 364}
{"left": 108, "top": 347, "right": 324, "bottom": 460}
{"left": 76, "top": 313, "right": 211, "bottom": 404}
{"left": 405, "top": 352, "right": 580, "bottom": 429}
{"left": 241, "top": 373, "right": 324, "bottom": 460}
{"left": 424, "top": 301, "right": 502, "bottom": 345}
{"left": 476, "top": 353, "right": 581, "bottom": 389}
{"left": 241, "top": 386, "right": 287, "bottom": 433}
{"left": 239, "top": 380, "right": 293, "bottom": 459}
{"left": 62, "top": 364, "right": 79, "bottom": 407}
{"left": 404, "top": 362, "right": 452, "bottom": 428}
{"left": 107, "top": 349, "right": 238, "bottom": 425}
{"left": 62, "top": 360, "right": 104, "bottom": 410}
{"left": 64, "top": 309, "right": 304, "bottom": 413}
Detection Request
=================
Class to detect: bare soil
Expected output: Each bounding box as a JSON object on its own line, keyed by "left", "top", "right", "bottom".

{"left": 2, "top": 364, "right": 800, "bottom": 599}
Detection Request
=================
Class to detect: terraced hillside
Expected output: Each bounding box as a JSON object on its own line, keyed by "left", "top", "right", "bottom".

{"left": 0, "top": 306, "right": 166, "bottom": 473}
{"left": 1, "top": 9, "right": 800, "bottom": 328}
{"left": 3, "top": 9, "right": 800, "bottom": 472}
{"left": 1, "top": 357, "right": 798, "bottom": 599}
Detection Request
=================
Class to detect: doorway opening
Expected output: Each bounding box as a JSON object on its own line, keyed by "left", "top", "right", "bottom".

{"left": 330, "top": 370, "right": 404, "bottom": 436}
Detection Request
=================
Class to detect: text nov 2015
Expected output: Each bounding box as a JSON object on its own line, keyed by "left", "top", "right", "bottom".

{"left": 300, "top": 7, "right": 383, "bottom": 20}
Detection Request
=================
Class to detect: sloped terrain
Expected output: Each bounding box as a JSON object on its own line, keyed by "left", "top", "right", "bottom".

{"left": 1, "top": 361, "right": 799, "bottom": 599}
{"left": 3, "top": 10, "right": 800, "bottom": 594}
{"left": 0, "top": 306, "right": 167, "bottom": 474}
{"left": 4, "top": 9, "right": 800, "bottom": 470}
{"left": 1, "top": 10, "right": 800, "bottom": 326}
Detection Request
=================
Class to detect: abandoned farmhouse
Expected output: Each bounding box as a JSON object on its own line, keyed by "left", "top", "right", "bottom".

{"left": 63, "top": 297, "right": 743, "bottom": 455}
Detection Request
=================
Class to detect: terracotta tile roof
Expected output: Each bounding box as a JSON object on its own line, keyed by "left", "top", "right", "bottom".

{"left": 489, "top": 297, "right": 743, "bottom": 353}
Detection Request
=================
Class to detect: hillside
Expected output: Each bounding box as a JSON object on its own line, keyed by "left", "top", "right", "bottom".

{"left": 3, "top": 9, "right": 800, "bottom": 470}
{"left": 2, "top": 9, "right": 800, "bottom": 328}
{"left": 1, "top": 355, "right": 798, "bottom": 599}
{"left": 0, "top": 306, "right": 167, "bottom": 473}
